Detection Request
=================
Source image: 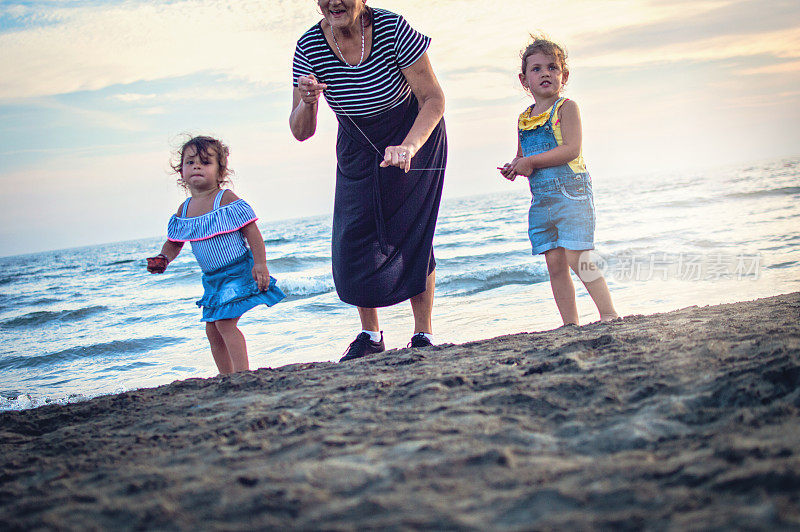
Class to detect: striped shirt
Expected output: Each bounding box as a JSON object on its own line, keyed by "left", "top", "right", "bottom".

{"left": 292, "top": 8, "right": 431, "bottom": 118}
{"left": 167, "top": 190, "right": 258, "bottom": 273}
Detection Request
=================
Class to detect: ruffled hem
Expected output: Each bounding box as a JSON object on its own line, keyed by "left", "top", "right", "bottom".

{"left": 167, "top": 199, "right": 257, "bottom": 242}
{"left": 197, "top": 275, "right": 284, "bottom": 309}
{"left": 195, "top": 252, "right": 286, "bottom": 321}
{"left": 199, "top": 284, "right": 286, "bottom": 322}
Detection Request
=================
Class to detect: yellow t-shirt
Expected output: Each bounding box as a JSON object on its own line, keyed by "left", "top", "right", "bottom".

{"left": 518, "top": 98, "right": 587, "bottom": 174}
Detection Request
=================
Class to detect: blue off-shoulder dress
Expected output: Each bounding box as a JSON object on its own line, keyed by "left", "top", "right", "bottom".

{"left": 167, "top": 190, "right": 286, "bottom": 322}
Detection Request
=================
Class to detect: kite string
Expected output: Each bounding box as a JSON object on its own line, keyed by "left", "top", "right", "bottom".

{"left": 323, "top": 89, "right": 447, "bottom": 172}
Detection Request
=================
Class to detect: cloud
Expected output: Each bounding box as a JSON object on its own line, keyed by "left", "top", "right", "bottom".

{"left": 0, "top": 0, "right": 316, "bottom": 100}
{"left": 113, "top": 93, "right": 157, "bottom": 103}
{"left": 578, "top": 0, "right": 800, "bottom": 51}
{"left": 574, "top": 27, "right": 800, "bottom": 68}
{"left": 4, "top": 0, "right": 799, "bottom": 104}
{"left": 110, "top": 85, "right": 261, "bottom": 104}
{"left": 742, "top": 59, "right": 800, "bottom": 75}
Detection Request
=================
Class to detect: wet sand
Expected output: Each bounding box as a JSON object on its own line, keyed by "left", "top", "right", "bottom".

{"left": 1, "top": 293, "right": 799, "bottom": 530}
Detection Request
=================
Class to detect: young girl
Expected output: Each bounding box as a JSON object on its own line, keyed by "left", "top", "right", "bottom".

{"left": 147, "top": 136, "right": 286, "bottom": 374}
{"left": 500, "top": 36, "right": 618, "bottom": 326}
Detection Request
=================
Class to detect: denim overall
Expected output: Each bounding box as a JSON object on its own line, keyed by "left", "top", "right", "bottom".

{"left": 520, "top": 97, "right": 596, "bottom": 255}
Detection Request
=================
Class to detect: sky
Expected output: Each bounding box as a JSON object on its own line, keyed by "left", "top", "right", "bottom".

{"left": 0, "top": 0, "right": 798, "bottom": 257}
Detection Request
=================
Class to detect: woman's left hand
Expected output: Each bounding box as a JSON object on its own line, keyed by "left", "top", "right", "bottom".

{"left": 252, "top": 263, "right": 271, "bottom": 291}
{"left": 380, "top": 144, "right": 417, "bottom": 173}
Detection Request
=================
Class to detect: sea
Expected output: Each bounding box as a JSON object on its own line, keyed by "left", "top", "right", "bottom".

{"left": 2, "top": 156, "right": 799, "bottom": 411}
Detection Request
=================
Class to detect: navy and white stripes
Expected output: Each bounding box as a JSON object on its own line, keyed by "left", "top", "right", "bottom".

{"left": 292, "top": 8, "right": 431, "bottom": 118}
{"left": 167, "top": 198, "right": 257, "bottom": 273}
{"left": 189, "top": 231, "right": 250, "bottom": 273}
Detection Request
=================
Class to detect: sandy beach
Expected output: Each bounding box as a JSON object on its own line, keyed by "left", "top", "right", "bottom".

{"left": 1, "top": 292, "right": 799, "bottom": 529}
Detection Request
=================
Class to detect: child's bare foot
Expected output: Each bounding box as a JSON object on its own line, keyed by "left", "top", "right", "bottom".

{"left": 600, "top": 313, "right": 620, "bottom": 322}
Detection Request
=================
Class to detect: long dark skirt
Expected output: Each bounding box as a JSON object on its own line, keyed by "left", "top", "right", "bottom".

{"left": 332, "top": 94, "right": 447, "bottom": 308}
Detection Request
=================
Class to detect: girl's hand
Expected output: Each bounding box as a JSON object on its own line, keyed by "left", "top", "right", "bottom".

{"left": 500, "top": 156, "right": 535, "bottom": 180}
{"left": 297, "top": 75, "right": 327, "bottom": 105}
{"left": 146, "top": 254, "right": 169, "bottom": 274}
{"left": 498, "top": 159, "right": 521, "bottom": 181}
{"left": 252, "top": 263, "right": 271, "bottom": 291}
{"left": 380, "top": 144, "right": 416, "bottom": 173}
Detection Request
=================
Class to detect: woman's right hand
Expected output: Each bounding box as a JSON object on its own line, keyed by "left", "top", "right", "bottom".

{"left": 291, "top": 75, "right": 326, "bottom": 141}
{"left": 297, "top": 75, "right": 328, "bottom": 105}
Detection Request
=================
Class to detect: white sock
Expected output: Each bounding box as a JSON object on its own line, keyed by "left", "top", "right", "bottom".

{"left": 416, "top": 332, "right": 433, "bottom": 342}
{"left": 361, "top": 330, "right": 381, "bottom": 343}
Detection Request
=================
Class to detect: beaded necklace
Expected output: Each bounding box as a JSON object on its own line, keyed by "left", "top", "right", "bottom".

{"left": 330, "top": 13, "right": 365, "bottom": 67}
{"left": 323, "top": 12, "right": 446, "bottom": 171}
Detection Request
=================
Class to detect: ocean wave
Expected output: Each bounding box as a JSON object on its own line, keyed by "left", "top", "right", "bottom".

{"left": 652, "top": 197, "right": 715, "bottom": 209}
{"left": 0, "top": 390, "right": 123, "bottom": 412}
{"left": 295, "top": 301, "right": 345, "bottom": 313}
{"left": 656, "top": 186, "right": 800, "bottom": 210}
{"left": 436, "top": 219, "right": 521, "bottom": 237}
{"left": 724, "top": 186, "right": 800, "bottom": 200}
{"left": 148, "top": 267, "right": 202, "bottom": 285}
{"left": 438, "top": 264, "right": 549, "bottom": 296}
{"left": 436, "top": 225, "right": 478, "bottom": 236}
{"left": 278, "top": 275, "right": 336, "bottom": 299}
{"left": 0, "top": 336, "right": 186, "bottom": 371}
{"left": 103, "top": 361, "right": 160, "bottom": 372}
{"left": 436, "top": 234, "right": 518, "bottom": 250}
{"left": 1, "top": 305, "right": 108, "bottom": 329}
{"left": 0, "top": 294, "right": 13, "bottom": 311}
{"left": 269, "top": 254, "right": 331, "bottom": 271}
{"left": 265, "top": 237, "right": 291, "bottom": 246}
{"left": 690, "top": 239, "right": 730, "bottom": 249}
{"left": 439, "top": 249, "right": 529, "bottom": 270}
{"left": 29, "top": 297, "right": 63, "bottom": 306}
{"left": 766, "top": 261, "right": 797, "bottom": 270}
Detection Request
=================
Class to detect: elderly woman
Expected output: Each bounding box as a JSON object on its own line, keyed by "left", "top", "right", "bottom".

{"left": 290, "top": 0, "right": 447, "bottom": 361}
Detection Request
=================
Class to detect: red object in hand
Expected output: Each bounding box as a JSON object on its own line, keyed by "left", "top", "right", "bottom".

{"left": 147, "top": 254, "right": 169, "bottom": 273}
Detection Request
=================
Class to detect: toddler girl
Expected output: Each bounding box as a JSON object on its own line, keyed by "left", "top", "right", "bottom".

{"left": 500, "top": 36, "right": 617, "bottom": 325}
{"left": 147, "top": 135, "right": 285, "bottom": 373}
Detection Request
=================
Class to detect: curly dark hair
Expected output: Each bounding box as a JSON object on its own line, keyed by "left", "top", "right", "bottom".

{"left": 520, "top": 34, "right": 569, "bottom": 85}
{"left": 171, "top": 135, "right": 234, "bottom": 190}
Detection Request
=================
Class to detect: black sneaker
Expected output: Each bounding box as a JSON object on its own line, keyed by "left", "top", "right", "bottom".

{"left": 339, "top": 332, "right": 385, "bottom": 362}
{"left": 408, "top": 333, "right": 433, "bottom": 348}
